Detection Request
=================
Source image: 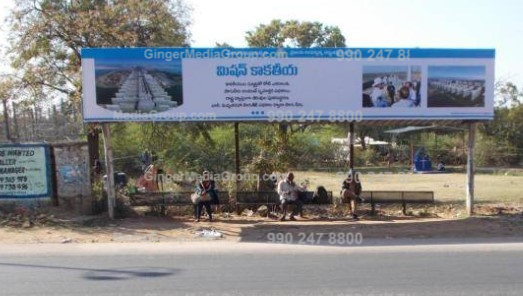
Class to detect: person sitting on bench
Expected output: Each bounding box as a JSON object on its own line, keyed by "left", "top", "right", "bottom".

{"left": 277, "top": 172, "right": 305, "bottom": 221}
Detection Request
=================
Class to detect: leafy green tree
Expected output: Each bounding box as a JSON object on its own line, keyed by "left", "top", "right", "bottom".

{"left": 246, "top": 19, "right": 346, "bottom": 48}
{"left": 478, "top": 82, "right": 523, "bottom": 165}
{"left": 5, "top": 0, "right": 191, "bottom": 167}
{"left": 494, "top": 81, "right": 522, "bottom": 108}
{"left": 0, "top": 76, "right": 21, "bottom": 141}
{"left": 6, "top": 0, "right": 190, "bottom": 108}
{"left": 245, "top": 19, "right": 347, "bottom": 175}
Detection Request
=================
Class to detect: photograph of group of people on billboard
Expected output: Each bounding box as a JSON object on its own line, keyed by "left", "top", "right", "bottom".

{"left": 362, "top": 65, "right": 422, "bottom": 108}
{"left": 362, "top": 65, "right": 486, "bottom": 108}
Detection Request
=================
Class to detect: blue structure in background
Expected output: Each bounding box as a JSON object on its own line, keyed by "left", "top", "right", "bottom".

{"left": 413, "top": 147, "right": 432, "bottom": 172}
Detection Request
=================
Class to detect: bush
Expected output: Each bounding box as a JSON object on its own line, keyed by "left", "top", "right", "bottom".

{"left": 360, "top": 148, "right": 380, "bottom": 166}
{"left": 475, "top": 134, "right": 519, "bottom": 166}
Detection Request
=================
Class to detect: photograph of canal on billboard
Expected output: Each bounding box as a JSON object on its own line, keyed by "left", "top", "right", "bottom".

{"left": 428, "top": 66, "right": 485, "bottom": 107}
{"left": 94, "top": 59, "right": 183, "bottom": 113}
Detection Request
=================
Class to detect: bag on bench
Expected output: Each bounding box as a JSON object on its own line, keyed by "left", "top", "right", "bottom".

{"left": 191, "top": 192, "right": 212, "bottom": 204}
{"left": 312, "top": 186, "right": 328, "bottom": 202}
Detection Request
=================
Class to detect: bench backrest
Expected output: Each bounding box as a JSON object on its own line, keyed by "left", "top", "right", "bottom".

{"left": 361, "top": 191, "right": 434, "bottom": 204}
{"left": 235, "top": 191, "right": 333, "bottom": 204}
{"left": 130, "top": 191, "right": 195, "bottom": 206}
{"left": 236, "top": 191, "right": 279, "bottom": 204}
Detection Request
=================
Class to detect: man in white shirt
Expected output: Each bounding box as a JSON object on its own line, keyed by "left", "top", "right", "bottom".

{"left": 370, "top": 77, "right": 389, "bottom": 107}
{"left": 277, "top": 172, "right": 305, "bottom": 221}
{"left": 405, "top": 81, "right": 418, "bottom": 105}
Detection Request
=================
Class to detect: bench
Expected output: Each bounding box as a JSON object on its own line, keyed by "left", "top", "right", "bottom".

{"left": 359, "top": 191, "right": 434, "bottom": 215}
{"left": 129, "top": 191, "right": 229, "bottom": 216}
{"left": 235, "top": 191, "right": 333, "bottom": 216}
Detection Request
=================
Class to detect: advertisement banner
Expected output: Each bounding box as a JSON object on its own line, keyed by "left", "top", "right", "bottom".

{"left": 81, "top": 48, "right": 494, "bottom": 122}
{"left": 0, "top": 144, "right": 52, "bottom": 199}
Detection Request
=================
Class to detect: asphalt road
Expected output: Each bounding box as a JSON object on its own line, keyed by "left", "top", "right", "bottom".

{"left": 0, "top": 240, "right": 522, "bottom": 296}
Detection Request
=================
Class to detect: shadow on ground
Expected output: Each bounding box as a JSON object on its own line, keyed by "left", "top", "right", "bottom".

{"left": 234, "top": 213, "right": 523, "bottom": 247}
{"left": 0, "top": 262, "right": 179, "bottom": 281}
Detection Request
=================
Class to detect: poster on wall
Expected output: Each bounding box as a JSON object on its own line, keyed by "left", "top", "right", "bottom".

{"left": 0, "top": 144, "right": 52, "bottom": 199}
{"left": 81, "top": 47, "right": 495, "bottom": 122}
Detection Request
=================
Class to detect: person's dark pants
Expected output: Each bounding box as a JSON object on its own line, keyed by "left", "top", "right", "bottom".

{"left": 281, "top": 199, "right": 302, "bottom": 218}
{"left": 297, "top": 191, "right": 308, "bottom": 217}
{"left": 195, "top": 201, "right": 212, "bottom": 221}
{"left": 209, "top": 189, "right": 219, "bottom": 205}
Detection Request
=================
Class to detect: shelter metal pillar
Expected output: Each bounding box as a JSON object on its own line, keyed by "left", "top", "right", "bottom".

{"left": 349, "top": 122, "right": 354, "bottom": 169}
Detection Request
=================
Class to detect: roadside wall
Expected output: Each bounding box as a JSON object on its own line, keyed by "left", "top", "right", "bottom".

{"left": 51, "top": 141, "right": 92, "bottom": 214}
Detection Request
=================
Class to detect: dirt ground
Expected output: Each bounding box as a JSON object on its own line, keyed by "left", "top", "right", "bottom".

{"left": 1, "top": 203, "right": 522, "bottom": 244}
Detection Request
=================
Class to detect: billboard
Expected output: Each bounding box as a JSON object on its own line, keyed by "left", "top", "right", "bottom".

{"left": 0, "top": 144, "right": 52, "bottom": 199}
{"left": 81, "top": 48, "right": 494, "bottom": 122}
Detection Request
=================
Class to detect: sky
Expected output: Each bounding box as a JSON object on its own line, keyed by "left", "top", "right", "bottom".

{"left": 184, "top": 0, "right": 523, "bottom": 87}
{"left": 0, "top": 0, "right": 522, "bottom": 88}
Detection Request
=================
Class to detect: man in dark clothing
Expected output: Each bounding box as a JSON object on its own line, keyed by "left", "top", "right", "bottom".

{"left": 194, "top": 171, "right": 216, "bottom": 222}
{"left": 341, "top": 169, "right": 361, "bottom": 221}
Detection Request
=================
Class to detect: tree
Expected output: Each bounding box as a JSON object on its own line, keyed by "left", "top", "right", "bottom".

{"left": 6, "top": 0, "right": 190, "bottom": 108}
{"left": 494, "top": 81, "right": 522, "bottom": 108}
{"left": 478, "top": 81, "right": 523, "bottom": 165}
{"left": 0, "top": 76, "right": 23, "bottom": 141}
{"left": 215, "top": 42, "right": 233, "bottom": 48}
{"left": 246, "top": 20, "right": 346, "bottom": 48}
{"left": 5, "top": 0, "right": 191, "bottom": 170}
{"left": 245, "top": 19, "right": 347, "bottom": 174}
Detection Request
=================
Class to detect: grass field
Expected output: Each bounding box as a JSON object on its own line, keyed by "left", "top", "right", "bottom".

{"left": 293, "top": 170, "right": 523, "bottom": 203}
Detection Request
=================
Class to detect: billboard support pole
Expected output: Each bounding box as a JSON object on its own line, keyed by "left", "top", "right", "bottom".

{"left": 101, "top": 123, "right": 116, "bottom": 219}
{"left": 466, "top": 122, "right": 476, "bottom": 216}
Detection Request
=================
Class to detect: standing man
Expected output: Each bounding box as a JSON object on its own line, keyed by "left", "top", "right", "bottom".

{"left": 341, "top": 169, "right": 361, "bottom": 221}
{"left": 194, "top": 171, "right": 215, "bottom": 222}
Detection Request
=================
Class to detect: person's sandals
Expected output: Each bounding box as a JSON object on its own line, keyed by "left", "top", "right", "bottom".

{"left": 280, "top": 216, "right": 286, "bottom": 221}
{"left": 289, "top": 216, "right": 297, "bottom": 221}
